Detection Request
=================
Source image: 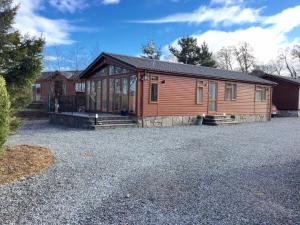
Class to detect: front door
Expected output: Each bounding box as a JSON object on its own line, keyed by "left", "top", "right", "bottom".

{"left": 209, "top": 81, "right": 217, "bottom": 112}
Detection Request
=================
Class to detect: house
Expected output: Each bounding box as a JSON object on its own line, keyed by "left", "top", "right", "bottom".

{"left": 32, "top": 70, "right": 85, "bottom": 110}
{"left": 79, "top": 53, "right": 275, "bottom": 127}
{"left": 257, "top": 73, "right": 300, "bottom": 117}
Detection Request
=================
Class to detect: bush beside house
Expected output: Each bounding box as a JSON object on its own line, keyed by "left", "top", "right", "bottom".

{"left": 0, "top": 76, "right": 10, "bottom": 153}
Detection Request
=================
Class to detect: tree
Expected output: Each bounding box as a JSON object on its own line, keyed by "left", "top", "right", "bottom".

{"left": 216, "top": 46, "right": 234, "bottom": 70}
{"left": 169, "top": 37, "right": 216, "bottom": 67}
{"left": 141, "top": 40, "right": 161, "bottom": 60}
{"left": 0, "top": 0, "right": 45, "bottom": 111}
{"left": 279, "top": 48, "right": 298, "bottom": 78}
{"left": 0, "top": 76, "right": 10, "bottom": 152}
{"left": 198, "top": 42, "right": 216, "bottom": 67}
{"left": 233, "top": 42, "right": 255, "bottom": 73}
{"left": 169, "top": 37, "right": 201, "bottom": 65}
{"left": 292, "top": 45, "right": 300, "bottom": 60}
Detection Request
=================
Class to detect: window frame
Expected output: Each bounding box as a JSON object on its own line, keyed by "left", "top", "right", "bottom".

{"left": 196, "top": 79, "right": 204, "bottom": 105}
{"left": 149, "top": 75, "right": 159, "bottom": 104}
{"left": 255, "top": 86, "right": 267, "bottom": 102}
{"left": 75, "top": 82, "right": 86, "bottom": 93}
{"left": 225, "top": 82, "right": 237, "bottom": 101}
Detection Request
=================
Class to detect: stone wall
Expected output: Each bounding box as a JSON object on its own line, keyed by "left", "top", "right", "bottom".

{"left": 137, "top": 116, "right": 197, "bottom": 128}
{"left": 138, "top": 114, "right": 270, "bottom": 128}
{"left": 233, "top": 114, "right": 270, "bottom": 123}
{"left": 276, "top": 110, "right": 300, "bottom": 117}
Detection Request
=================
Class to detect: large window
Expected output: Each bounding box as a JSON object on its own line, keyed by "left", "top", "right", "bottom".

{"left": 102, "top": 79, "right": 107, "bottom": 112}
{"left": 122, "top": 78, "right": 129, "bottom": 111}
{"left": 75, "top": 82, "right": 85, "bottom": 93}
{"left": 150, "top": 76, "right": 159, "bottom": 103}
{"left": 86, "top": 81, "right": 90, "bottom": 110}
{"left": 255, "top": 86, "right": 267, "bottom": 101}
{"left": 129, "top": 76, "right": 136, "bottom": 113}
{"left": 96, "top": 80, "right": 101, "bottom": 111}
{"left": 109, "top": 79, "right": 115, "bottom": 112}
{"left": 114, "top": 79, "right": 121, "bottom": 111}
{"left": 196, "top": 80, "right": 204, "bottom": 104}
{"left": 225, "top": 83, "right": 237, "bottom": 101}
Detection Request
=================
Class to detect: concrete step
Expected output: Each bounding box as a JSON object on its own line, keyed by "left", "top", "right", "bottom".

{"left": 97, "top": 119, "right": 135, "bottom": 125}
{"left": 203, "top": 120, "right": 239, "bottom": 126}
{"left": 205, "top": 115, "right": 232, "bottom": 120}
{"left": 91, "top": 123, "right": 138, "bottom": 129}
{"left": 98, "top": 116, "right": 131, "bottom": 120}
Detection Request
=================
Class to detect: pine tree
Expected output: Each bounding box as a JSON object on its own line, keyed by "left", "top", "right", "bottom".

{"left": 0, "top": 0, "right": 45, "bottom": 111}
{"left": 169, "top": 37, "right": 216, "bottom": 67}
{"left": 199, "top": 42, "right": 216, "bottom": 68}
{"left": 141, "top": 40, "right": 162, "bottom": 60}
{"left": 169, "top": 37, "right": 201, "bottom": 65}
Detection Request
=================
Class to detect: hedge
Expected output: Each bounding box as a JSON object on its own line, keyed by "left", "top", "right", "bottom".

{"left": 0, "top": 76, "right": 10, "bottom": 152}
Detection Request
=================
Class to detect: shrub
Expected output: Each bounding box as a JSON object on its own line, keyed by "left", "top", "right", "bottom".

{"left": 0, "top": 76, "right": 10, "bottom": 152}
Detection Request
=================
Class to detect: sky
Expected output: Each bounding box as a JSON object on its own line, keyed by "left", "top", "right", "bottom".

{"left": 13, "top": 0, "right": 300, "bottom": 71}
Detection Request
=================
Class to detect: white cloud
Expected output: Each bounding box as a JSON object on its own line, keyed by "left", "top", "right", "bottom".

{"left": 49, "top": 0, "right": 88, "bottom": 13}
{"left": 134, "top": 5, "right": 261, "bottom": 26}
{"left": 102, "top": 0, "right": 120, "bottom": 5}
{"left": 164, "top": 4, "right": 300, "bottom": 67}
{"left": 13, "top": 0, "right": 79, "bottom": 45}
{"left": 210, "top": 0, "right": 244, "bottom": 5}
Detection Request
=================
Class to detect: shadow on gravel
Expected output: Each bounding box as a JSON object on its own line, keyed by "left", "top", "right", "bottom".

{"left": 78, "top": 160, "right": 300, "bottom": 225}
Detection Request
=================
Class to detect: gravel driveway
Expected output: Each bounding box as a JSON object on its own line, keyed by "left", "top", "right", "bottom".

{"left": 1, "top": 118, "right": 300, "bottom": 225}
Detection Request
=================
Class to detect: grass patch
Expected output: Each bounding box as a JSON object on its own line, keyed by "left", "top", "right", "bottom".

{"left": 0, "top": 145, "right": 53, "bottom": 185}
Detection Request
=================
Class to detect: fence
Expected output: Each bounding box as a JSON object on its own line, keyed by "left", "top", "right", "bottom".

{"left": 49, "top": 96, "right": 86, "bottom": 112}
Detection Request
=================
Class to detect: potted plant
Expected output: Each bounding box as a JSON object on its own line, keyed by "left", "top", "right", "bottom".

{"left": 196, "top": 115, "right": 204, "bottom": 125}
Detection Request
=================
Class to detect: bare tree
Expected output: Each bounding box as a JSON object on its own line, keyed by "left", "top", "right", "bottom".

{"left": 254, "top": 56, "right": 284, "bottom": 76}
{"left": 233, "top": 42, "right": 255, "bottom": 73}
{"left": 292, "top": 45, "right": 300, "bottom": 60}
{"left": 216, "top": 46, "right": 234, "bottom": 70}
{"left": 279, "top": 48, "right": 298, "bottom": 78}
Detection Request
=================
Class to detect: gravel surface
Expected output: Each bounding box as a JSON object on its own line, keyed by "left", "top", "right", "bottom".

{"left": 0, "top": 118, "right": 300, "bottom": 225}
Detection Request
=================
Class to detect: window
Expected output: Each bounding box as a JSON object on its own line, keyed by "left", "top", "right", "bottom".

{"left": 255, "top": 86, "right": 267, "bottom": 101}
{"left": 196, "top": 80, "right": 204, "bottom": 104}
{"left": 75, "top": 82, "right": 85, "bottom": 92}
{"left": 150, "top": 76, "right": 159, "bottom": 103}
{"left": 225, "top": 83, "right": 237, "bottom": 101}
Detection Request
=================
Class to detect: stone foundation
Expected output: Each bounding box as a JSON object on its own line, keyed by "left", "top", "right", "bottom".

{"left": 233, "top": 114, "right": 270, "bottom": 123}
{"left": 276, "top": 110, "right": 300, "bottom": 117}
{"left": 138, "top": 114, "right": 270, "bottom": 128}
{"left": 138, "top": 116, "right": 197, "bottom": 128}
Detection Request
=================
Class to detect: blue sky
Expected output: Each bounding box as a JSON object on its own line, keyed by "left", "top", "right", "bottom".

{"left": 13, "top": 0, "right": 300, "bottom": 71}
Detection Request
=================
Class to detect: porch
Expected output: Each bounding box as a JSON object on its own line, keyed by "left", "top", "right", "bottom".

{"left": 49, "top": 112, "right": 138, "bottom": 130}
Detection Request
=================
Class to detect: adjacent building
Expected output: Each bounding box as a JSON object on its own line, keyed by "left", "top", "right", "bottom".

{"left": 32, "top": 70, "right": 84, "bottom": 110}
{"left": 258, "top": 73, "right": 300, "bottom": 117}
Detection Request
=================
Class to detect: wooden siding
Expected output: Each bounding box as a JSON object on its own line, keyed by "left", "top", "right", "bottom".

{"left": 263, "top": 76, "right": 299, "bottom": 110}
{"left": 141, "top": 73, "right": 271, "bottom": 117}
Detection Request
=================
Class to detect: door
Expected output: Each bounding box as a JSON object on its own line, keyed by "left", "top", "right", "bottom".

{"left": 209, "top": 81, "right": 217, "bottom": 112}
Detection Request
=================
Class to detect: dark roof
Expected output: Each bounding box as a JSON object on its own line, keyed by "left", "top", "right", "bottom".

{"left": 261, "top": 73, "right": 300, "bottom": 86}
{"left": 38, "top": 71, "right": 82, "bottom": 81}
{"left": 80, "top": 52, "right": 275, "bottom": 85}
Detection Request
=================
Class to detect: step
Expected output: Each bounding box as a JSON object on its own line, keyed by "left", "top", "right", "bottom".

{"left": 203, "top": 120, "right": 239, "bottom": 126}
{"left": 205, "top": 115, "right": 232, "bottom": 120}
{"left": 98, "top": 116, "right": 130, "bottom": 120}
{"left": 91, "top": 123, "right": 138, "bottom": 129}
{"left": 203, "top": 117, "right": 233, "bottom": 122}
{"left": 97, "top": 119, "right": 136, "bottom": 125}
